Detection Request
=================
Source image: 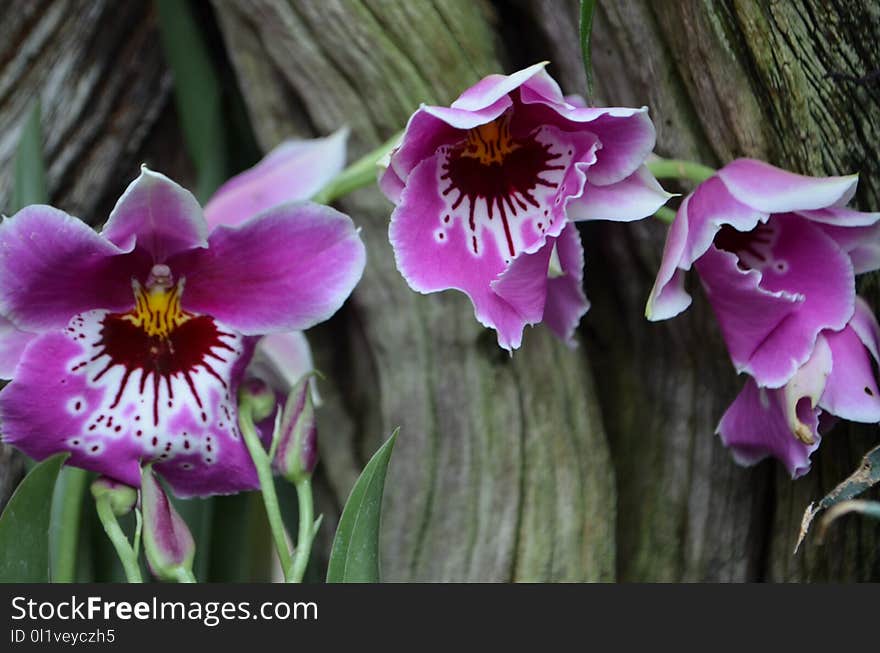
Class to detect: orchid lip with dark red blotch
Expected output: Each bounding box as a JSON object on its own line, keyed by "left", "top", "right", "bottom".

{"left": 0, "top": 166, "right": 365, "bottom": 498}
{"left": 646, "top": 159, "right": 880, "bottom": 476}
{"left": 382, "top": 62, "right": 671, "bottom": 350}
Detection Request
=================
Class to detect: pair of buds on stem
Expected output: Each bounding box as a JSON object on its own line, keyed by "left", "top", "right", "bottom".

{"left": 90, "top": 375, "right": 317, "bottom": 582}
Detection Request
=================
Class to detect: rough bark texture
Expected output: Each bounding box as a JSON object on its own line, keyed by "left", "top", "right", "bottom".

{"left": 1, "top": 0, "right": 878, "bottom": 581}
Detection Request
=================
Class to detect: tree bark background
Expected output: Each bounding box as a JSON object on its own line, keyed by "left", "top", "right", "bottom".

{"left": 1, "top": 0, "right": 878, "bottom": 581}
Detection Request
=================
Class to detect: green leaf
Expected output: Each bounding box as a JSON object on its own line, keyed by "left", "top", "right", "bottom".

{"left": 0, "top": 453, "right": 69, "bottom": 582}
{"left": 327, "top": 429, "right": 399, "bottom": 583}
{"left": 155, "top": 0, "right": 228, "bottom": 201}
{"left": 579, "top": 0, "right": 597, "bottom": 101}
{"left": 795, "top": 444, "right": 880, "bottom": 552}
{"left": 12, "top": 101, "right": 48, "bottom": 212}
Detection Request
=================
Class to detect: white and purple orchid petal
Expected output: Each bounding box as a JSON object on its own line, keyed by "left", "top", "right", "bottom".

{"left": 717, "top": 378, "right": 821, "bottom": 479}
{"left": 451, "top": 62, "right": 548, "bottom": 112}
{"left": 645, "top": 177, "right": 768, "bottom": 322}
{"left": 390, "top": 154, "right": 534, "bottom": 349}
{"left": 679, "top": 176, "right": 768, "bottom": 269}
{"left": 645, "top": 197, "right": 693, "bottom": 321}
{"left": 102, "top": 167, "right": 209, "bottom": 261}
{"left": 695, "top": 244, "right": 801, "bottom": 382}
{"left": 821, "top": 325, "right": 880, "bottom": 423}
{"left": 0, "top": 315, "right": 35, "bottom": 379}
{"left": 250, "top": 331, "right": 321, "bottom": 405}
{"left": 814, "top": 222, "right": 880, "bottom": 274}
{"left": 543, "top": 223, "right": 589, "bottom": 345}
{"left": 255, "top": 331, "right": 315, "bottom": 392}
{"left": 717, "top": 159, "right": 859, "bottom": 213}
{"left": 386, "top": 99, "right": 512, "bottom": 191}
{"left": 850, "top": 297, "right": 880, "bottom": 364}
{"left": 797, "top": 206, "right": 880, "bottom": 227}
{"left": 204, "top": 129, "right": 349, "bottom": 228}
{"left": 698, "top": 214, "right": 855, "bottom": 388}
{"left": 781, "top": 334, "right": 832, "bottom": 443}
{"left": 567, "top": 165, "right": 673, "bottom": 222}
{"left": 0, "top": 205, "right": 140, "bottom": 331}
{"left": 0, "top": 306, "right": 259, "bottom": 498}
{"left": 491, "top": 238, "right": 555, "bottom": 327}
{"left": 170, "top": 202, "right": 365, "bottom": 336}
{"left": 378, "top": 163, "right": 407, "bottom": 205}
{"left": 517, "top": 82, "right": 655, "bottom": 186}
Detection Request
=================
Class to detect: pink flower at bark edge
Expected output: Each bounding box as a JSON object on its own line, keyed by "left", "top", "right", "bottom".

{"left": 382, "top": 62, "right": 671, "bottom": 350}
{"left": 646, "top": 159, "right": 880, "bottom": 476}
{"left": 0, "top": 162, "right": 364, "bottom": 498}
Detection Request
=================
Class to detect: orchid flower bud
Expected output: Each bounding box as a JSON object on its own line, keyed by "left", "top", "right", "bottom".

{"left": 273, "top": 375, "right": 317, "bottom": 484}
{"left": 141, "top": 466, "right": 195, "bottom": 582}
{"left": 239, "top": 376, "right": 277, "bottom": 423}
{"left": 89, "top": 477, "right": 137, "bottom": 517}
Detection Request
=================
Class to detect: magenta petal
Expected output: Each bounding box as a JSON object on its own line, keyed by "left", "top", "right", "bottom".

{"left": 171, "top": 202, "right": 365, "bottom": 336}
{"left": 204, "top": 129, "right": 348, "bottom": 228}
{"left": 378, "top": 164, "right": 407, "bottom": 205}
{"left": 646, "top": 178, "right": 767, "bottom": 322}
{"left": 695, "top": 244, "right": 801, "bottom": 382}
{"left": 102, "top": 167, "right": 209, "bottom": 261}
{"left": 0, "top": 205, "right": 139, "bottom": 331}
{"left": 568, "top": 165, "right": 673, "bottom": 222}
{"left": 717, "top": 159, "right": 858, "bottom": 213}
{"left": 815, "top": 222, "right": 880, "bottom": 274}
{"left": 543, "top": 224, "right": 589, "bottom": 345}
{"left": 645, "top": 197, "right": 693, "bottom": 320}
{"left": 696, "top": 214, "right": 855, "bottom": 388}
{"left": 452, "top": 62, "right": 548, "bottom": 112}
{"left": 739, "top": 215, "right": 855, "bottom": 387}
{"left": 491, "top": 240, "right": 554, "bottom": 327}
{"left": 717, "top": 378, "right": 821, "bottom": 479}
{"left": 0, "top": 331, "right": 143, "bottom": 487}
{"left": 0, "top": 315, "right": 35, "bottom": 379}
{"left": 821, "top": 325, "right": 880, "bottom": 422}
{"left": 390, "top": 154, "right": 538, "bottom": 350}
{"left": 850, "top": 297, "right": 880, "bottom": 363}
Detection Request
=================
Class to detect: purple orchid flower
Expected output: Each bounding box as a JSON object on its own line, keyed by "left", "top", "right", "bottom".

{"left": 647, "top": 159, "right": 880, "bottom": 476}
{"left": 381, "top": 62, "right": 670, "bottom": 350}
{"left": 0, "top": 164, "right": 365, "bottom": 498}
{"left": 204, "top": 129, "right": 348, "bottom": 400}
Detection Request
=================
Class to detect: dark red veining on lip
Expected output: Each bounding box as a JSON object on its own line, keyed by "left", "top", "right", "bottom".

{"left": 441, "top": 128, "right": 564, "bottom": 258}
{"left": 91, "top": 314, "right": 235, "bottom": 426}
{"left": 714, "top": 223, "right": 774, "bottom": 271}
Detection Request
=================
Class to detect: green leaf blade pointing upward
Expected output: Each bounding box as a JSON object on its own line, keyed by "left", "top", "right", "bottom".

{"left": 327, "top": 430, "right": 399, "bottom": 583}
{"left": 12, "top": 102, "right": 48, "bottom": 213}
{"left": 0, "top": 453, "right": 69, "bottom": 582}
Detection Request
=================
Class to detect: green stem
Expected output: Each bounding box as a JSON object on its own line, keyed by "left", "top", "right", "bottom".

{"left": 311, "top": 130, "right": 403, "bottom": 205}
{"left": 94, "top": 497, "right": 142, "bottom": 583}
{"left": 646, "top": 157, "right": 715, "bottom": 183}
{"left": 288, "top": 478, "right": 315, "bottom": 583}
{"left": 51, "top": 467, "right": 88, "bottom": 583}
{"left": 239, "top": 403, "right": 294, "bottom": 581}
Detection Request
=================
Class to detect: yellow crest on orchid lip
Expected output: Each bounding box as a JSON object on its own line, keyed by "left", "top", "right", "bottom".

{"left": 461, "top": 114, "right": 520, "bottom": 166}
{"left": 124, "top": 264, "right": 190, "bottom": 338}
